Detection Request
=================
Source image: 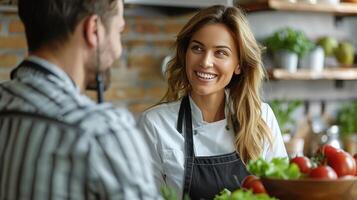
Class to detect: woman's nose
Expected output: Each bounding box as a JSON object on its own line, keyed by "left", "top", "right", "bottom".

{"left": 200, "top": 52, "right": 214, "bottom": 68}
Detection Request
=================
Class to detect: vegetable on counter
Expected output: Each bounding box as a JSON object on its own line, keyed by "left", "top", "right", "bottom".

{"left": 309, "top": 165, "right": 337, "bottom": 179}
{"left": 241, "top": 175, "right": 267, "bottom": 194}
{"left": 243, "top": 146, "right": 357, "bottom": 200}
{"left": 247, "top": 145, "right": 357, "bottom": 181}
{"left": 290, "top": 156, "right": 312, "bottom": 174}
{"left": 214, "top": 188, "right": 277, "bottom": 200}
{"left": 247, "top": 157, "right": 302, "bottom": 180}
{"left": 317, "top": 144, "right": 356, "bottom": 178}
{"left": 160, "top": 185, "right": 190, "bottom": 200}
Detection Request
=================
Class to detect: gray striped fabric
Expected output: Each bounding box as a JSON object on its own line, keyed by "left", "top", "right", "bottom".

{"left": 0, "top": 57, "right": 161, "bottom": 200}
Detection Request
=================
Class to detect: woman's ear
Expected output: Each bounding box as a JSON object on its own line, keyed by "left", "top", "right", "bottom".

{"left": 234, "top": 65, "right": 241, "bottom": 75}
{"left": 83, "top": 15, "right": 99, "bottom": 48}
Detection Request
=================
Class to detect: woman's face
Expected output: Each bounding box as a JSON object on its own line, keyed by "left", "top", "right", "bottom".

{"left": 185, "top": 23, "right": 240, "bottom": 97}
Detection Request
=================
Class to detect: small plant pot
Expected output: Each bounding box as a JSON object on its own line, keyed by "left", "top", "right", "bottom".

{"left": 274, "top": 50, "right": 298, "bottom": 73}
{"left": 299, "top": 47, "right": 325, "bottom": 72}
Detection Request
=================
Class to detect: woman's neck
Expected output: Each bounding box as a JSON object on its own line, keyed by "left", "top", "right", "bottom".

{"left": 190, "top": 91, "right": 226, "bottom": 123}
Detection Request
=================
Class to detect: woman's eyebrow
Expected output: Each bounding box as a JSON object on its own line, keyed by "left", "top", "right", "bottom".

{"left": 191, "top": 40, "right": 204, "bottom": 46}
{"left": 191, "top": 40, "right": 232, "bottom": 52}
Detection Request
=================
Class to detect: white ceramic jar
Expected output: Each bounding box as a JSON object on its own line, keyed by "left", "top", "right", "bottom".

{"left": 299, "top": 46, "right": 325, "bottom": 72}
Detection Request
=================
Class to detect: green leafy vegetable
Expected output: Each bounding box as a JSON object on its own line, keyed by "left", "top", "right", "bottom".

{"left": 214, "top": 188, "right": 277, "bottom": 200}
{"left": 247, "top": 157, "right": 301, "bottom": 180}
{"left": 214, "top": 189, "right": 232, "bottom": 200}
{"left": 161, "top": 185, "right": 190, "bottom": 200}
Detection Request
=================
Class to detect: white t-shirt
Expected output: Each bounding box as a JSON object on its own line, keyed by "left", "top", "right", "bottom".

{"left": 138, "top": 96, "right": 287, "bottom": 198}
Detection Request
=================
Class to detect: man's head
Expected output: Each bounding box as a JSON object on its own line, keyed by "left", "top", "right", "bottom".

{"left": 18, "top": 0, "right": 122, "bottom": 51}
{"left": 18, "top": 0, "right": 125, "bottom": 89}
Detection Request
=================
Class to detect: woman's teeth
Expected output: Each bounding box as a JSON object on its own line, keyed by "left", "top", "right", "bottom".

{"left": 195, "top": 71, "right": 217, "bottom": 80}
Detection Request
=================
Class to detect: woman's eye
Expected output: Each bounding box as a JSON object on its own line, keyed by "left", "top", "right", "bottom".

{"left": 216, "top": 50, "right": 228, "bottom": 57}
{"left": 191, "top": 45, "right": 203, "bottom": 53}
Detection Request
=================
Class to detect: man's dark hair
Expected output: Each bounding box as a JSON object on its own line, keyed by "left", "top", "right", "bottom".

{"left": 18, "top": 0, "right": 118, "bottom": 52}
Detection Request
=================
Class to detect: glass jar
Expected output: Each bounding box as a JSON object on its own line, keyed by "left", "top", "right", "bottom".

{"left": 323, "top": 125, "right": 343, "bottom": 150}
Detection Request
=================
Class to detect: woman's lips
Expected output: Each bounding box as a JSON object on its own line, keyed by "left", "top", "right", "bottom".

{"left": 195, "top": 71, "right": 218, "bottom": 80}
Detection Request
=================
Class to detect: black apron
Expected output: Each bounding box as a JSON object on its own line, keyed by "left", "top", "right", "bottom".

{"left": 177, "top": 96, "right": 250, "bottom": 200}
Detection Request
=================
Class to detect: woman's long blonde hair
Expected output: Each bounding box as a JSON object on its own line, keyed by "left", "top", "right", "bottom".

{"left": 161, "top": 5, "right": 272, "bottom": 163}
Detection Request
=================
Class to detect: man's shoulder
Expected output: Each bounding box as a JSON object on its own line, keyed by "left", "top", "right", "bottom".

{"left": 1, "top": 78, "right": 135, "bottom": 132}
{"left": 63, "top": 103, "right": 136, "bottom": 134}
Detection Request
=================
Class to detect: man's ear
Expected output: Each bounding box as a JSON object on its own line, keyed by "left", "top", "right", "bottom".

{"left": 234, "top": 64, "right": 241, "bottom": 75}
{"left": 83, "top": 15, "right": 99, "bottom": 48}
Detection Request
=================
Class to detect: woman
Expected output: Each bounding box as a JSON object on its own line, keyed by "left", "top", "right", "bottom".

{"left": 138, "top": 5, "right": 287, "bottom": 200}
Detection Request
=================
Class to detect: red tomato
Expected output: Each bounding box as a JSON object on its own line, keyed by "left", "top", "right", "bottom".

{"left": 245, "top": 179, "right": 267, "bottom": 194}
{"left": 320, "top": 144, "right": 341, "bottom": 158}
{"left": 241, "top": 175, "right": 258, "bottom": 189}
{"left": 327, "top": 151, "right": 356, "bottom": 177}
{"left": 353, "top": 154, "right": 357, "bottom": 176}
{"left": 309, "top": 166, "right": 337, "bottom": 179}
{"left": 290, "top": 156, "right": 312, "bottom": 174}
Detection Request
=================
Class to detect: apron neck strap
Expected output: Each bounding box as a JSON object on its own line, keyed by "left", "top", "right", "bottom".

{"left": 177, "top": 96, "right": 194, "bottom": 157}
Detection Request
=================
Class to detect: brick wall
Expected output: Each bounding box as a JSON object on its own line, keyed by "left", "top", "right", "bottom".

{"left": 0, "top": 12, "right": 27, "bottom": 82}
{"left": 1, "top": 7, "right": 357, "bottom": 118}
{"left": 0, "top": 9, "right": 191, "bottom": 115}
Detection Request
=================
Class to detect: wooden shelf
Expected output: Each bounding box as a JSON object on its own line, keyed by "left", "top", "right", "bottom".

{"left": 268, "top": 67, "right": 357, "bottom": 80}
{"left": 239, "top": 0, "right": 357, "bottom": 15}
{"left": 0, "top": 5, "right": 17, "bottom": 13}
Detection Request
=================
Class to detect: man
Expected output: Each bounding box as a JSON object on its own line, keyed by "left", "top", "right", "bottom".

{"left": 0, "top": 0, "right": 161, "bottom": 199}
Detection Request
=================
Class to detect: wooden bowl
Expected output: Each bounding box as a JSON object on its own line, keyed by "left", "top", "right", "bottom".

{"left": 343, "top": 0, "right": 357, "bottom": 3}
{"left": 261, "top": 177, "right": 357, "bottom": 200}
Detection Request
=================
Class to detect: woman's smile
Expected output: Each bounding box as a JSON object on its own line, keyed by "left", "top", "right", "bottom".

{"left": 195, "top": 70, "right": 218, "bottom": 81}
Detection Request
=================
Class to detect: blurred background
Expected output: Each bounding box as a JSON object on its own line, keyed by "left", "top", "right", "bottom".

{"left": 1, "top": 0, "right": 357, "bottom": 156}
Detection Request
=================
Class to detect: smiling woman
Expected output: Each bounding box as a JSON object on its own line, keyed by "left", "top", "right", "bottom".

{"left": 185, "top": 23, "right": 240, "bottom": 115}
{"left": 138, "top": 5, "right": 287, "bottom": 200}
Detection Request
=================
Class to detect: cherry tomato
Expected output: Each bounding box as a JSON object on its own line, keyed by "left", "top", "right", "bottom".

{"left": 241, "top": 175, "right": 258, "bottom": 189}
{"left": 320, "top": 144, "right": 341, "bottom": 158}
{"left": 290, "top": 156, "right": 312, "bottom": 174}
{"left": 245, "top": 179, "right": 267, "bottom": 194}
{"left": 327, "top": 151, "right": 356, "bottom": 177}
{"left": 309, "top": 166, "right": 337, "bottom": 179}
{"left": 353, "top": 154, "right": 357, "bottom": 176}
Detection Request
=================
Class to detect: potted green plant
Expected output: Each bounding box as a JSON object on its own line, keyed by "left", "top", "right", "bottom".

{"left": 299, "top": 45, "right": 325, "bottom": 72}
{"left": 337, "top": 101, "right": 357, "bottom": 154}
{"left": 265, "top": 28, "right": 315, "bottom": 72}
{"left": 270, "top": 100, "right": 303, "bottom": 157}
{"left": 270, "top": 100, "right": 302, "bottom": 136}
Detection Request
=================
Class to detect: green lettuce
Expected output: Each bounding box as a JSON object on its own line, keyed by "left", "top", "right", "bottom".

{"left": 214, "top": 189, "right": 277, "bottom": 200}
{"left": 247, "top": 157, "right": 301, "bottom": 180}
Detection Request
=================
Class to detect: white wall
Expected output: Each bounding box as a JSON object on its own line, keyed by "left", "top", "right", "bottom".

{"left": 245, "top": 11, "right": 357, "bottom": 117}
{"left": 247, "top": 11, "right": 351, "bottom": 42}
